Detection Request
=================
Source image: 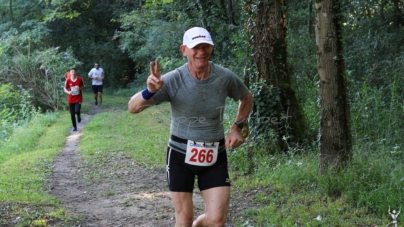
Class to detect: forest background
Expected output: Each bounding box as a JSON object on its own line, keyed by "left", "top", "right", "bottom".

{"left": 0, "top": 0, "right": 403, "bottom": 226}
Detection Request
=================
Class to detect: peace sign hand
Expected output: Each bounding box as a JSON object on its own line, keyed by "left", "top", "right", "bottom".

{"left": 147, "top": 59, "right": 164, "bottom": 93}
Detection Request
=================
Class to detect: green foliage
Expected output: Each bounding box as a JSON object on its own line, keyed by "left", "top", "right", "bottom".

{"left": 317, "top": 152, "right": 404, "bottom": 215}
{"left": 43, "top": 0, "right": 135, "bottom": 88}
{"left": 144, "top": 0, "right": 174, "bottom": 7}
{"left": 0, "top": 1, "right": 47, "bottom": 25}
{"left": 338, "top": 1, "right": 404, "bottom": 150}
{"left": 285, "top": 1, "right": 319, "bottom": 144}
{"left": 0, "top": 84, "right": 35, "bottom": 121}
{"left": 116, "top": 0, "right": 243, "bottom": 83}
{"left": 227, "top": 25, "right": 249, "bottom": 77}
{"left": 116, "top": 5, "right": 192, "bottom": 71}
{"left": 348, "top": 66, "right": 404, "bottom": 152}
{"left": 343, "top": 21, "right": 404, "bottom": 87}
{"left": 2, "top": 0, "right": 246, "bottom": 90}
{"left": 247, "top": 80, "right": 283, "bottom": 150}
{"left": 0, "top": 83, "right": 38, "bottom": 142}
{"left": 41, "top": 0, "right": 82, "bottom": 22}
{"left": 0, "top": 20, "right": 50, "bottom": 54}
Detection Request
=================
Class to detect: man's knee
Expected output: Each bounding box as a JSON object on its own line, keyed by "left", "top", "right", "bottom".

{"left": 174, "top": 206, "right": 194, "bottom": 227}
{"left": 206, "top": 216, "right": 226, "bottom": 227}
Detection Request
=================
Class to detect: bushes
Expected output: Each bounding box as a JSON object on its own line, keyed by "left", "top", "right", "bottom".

{"left": 0, "top": 83, "right": 38, "bottom": 143}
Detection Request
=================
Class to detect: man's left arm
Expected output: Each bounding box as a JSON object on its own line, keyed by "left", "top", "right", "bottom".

{"left": 225, "top": 91, "right": 253, "bottom": 149}
{"left": 79, "top": 78, "right": 85, "bottom": 90}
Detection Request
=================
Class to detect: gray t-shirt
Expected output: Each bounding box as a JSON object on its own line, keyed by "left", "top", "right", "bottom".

{"left": 153, "top": 62, "right": 248, "bottom": 152}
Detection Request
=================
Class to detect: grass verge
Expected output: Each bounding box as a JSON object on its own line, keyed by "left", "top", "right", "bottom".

{"left": 0, "top": 111, "right": 82, "bottom": 226}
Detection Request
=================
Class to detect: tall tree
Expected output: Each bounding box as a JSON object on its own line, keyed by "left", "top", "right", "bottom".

{"left": 315, "top": 0, "right": 352, "bottom": 174}
{"left": 392, "top": 0, "right": 402, "bottom": 28}
{"left": 244, "top": 0, "right": 305, "bottom": 150}
{"left": 220, "top": 0, "right": 237, "bottom": 25}
{"left": 9, "top": 0, "right": 12, "bottom": 24}
{"left": 308, "top": 0, "right": 313, "bottom": 34}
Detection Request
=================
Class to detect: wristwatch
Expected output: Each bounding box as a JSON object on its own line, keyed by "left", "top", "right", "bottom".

{"left": 234, "top": 121, "right": 244, "bottom": 130}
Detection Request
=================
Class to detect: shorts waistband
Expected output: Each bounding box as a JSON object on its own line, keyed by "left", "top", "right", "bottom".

{"left": 170, "top": 134, "right": 225, "bottom": 146}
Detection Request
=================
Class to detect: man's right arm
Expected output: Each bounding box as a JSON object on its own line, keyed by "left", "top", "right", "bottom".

{"left": 88, "top": 69, "right": 93, "bottom": 79}
{"left": 129, "top": 59, "right": 162, "bottom": 114}
{"left": 128, "top": 92, "right": 156, "bottom": 114}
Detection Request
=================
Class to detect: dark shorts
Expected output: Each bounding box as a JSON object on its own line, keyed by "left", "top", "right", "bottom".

{"left": 165, "top": 147, "right": 231, "bottom": 192}
{"left": 92, "top": 85, "right": 103, "bottom": 94}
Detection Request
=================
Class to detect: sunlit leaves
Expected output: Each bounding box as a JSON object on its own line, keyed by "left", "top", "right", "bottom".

{"left": 144, "top": 0, "right": 174, "bottom": 8}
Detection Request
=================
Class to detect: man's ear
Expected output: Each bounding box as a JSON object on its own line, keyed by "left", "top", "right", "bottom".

{"left": 180, "top": 45, "right": 187, "bottom": 56}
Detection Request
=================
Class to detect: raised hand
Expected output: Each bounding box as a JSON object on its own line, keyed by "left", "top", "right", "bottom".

{"left": 147, "top": 59, "right": 164, "bottom": 92}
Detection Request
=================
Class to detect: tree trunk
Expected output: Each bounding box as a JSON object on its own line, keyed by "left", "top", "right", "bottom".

{"left": 226, "top": 0, "right": 236, "bottom": 25}
{"left": 393, "top": 0, "right": 403, "bottom": 28}
{"left": 195, "top": 0, "right": 207, "bottom": 28}
{"left": 9, "top": 0, "right": 13, "bottom": 25}
{"left": 315, "top": 0, "right": 352, "bottom": 175}
{"left": 245, "top": 0, "right": 305, "bottom": 150}
{"left": 308, "top": 0, "right": 313, "bottom": 35}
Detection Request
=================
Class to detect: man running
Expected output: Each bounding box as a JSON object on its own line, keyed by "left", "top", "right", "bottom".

{"left": 88, "top": 62, "right": 104, "bottom": 106}
{"left": 128, "top": 27, "right": 253, "bottom": 227}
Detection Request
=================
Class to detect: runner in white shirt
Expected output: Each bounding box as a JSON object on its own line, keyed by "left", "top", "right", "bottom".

{"left": 88, "top": 62, "right": 104, "bottom": 106}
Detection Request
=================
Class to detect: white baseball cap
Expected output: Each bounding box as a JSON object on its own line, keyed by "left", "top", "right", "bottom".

{"left": 182, "top": 27, "right": 214, "bottom": 48}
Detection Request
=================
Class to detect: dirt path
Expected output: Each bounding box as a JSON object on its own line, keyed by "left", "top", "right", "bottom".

{"left": 49, "top": 104, "right": 206, "bottom": 227}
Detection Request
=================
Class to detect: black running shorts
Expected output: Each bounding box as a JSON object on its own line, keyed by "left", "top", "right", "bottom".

{"left": 92, "top": 85, "right": 103, "bottom": 94}
{"left": 166, "top": 147, "right": 231, "bottom": 192}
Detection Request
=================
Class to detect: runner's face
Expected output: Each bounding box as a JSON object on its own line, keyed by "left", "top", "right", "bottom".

{"left": 94, "top": 64, "right": 99, "bottom": 69}
{"left": 182, "top": 43, "right": 213, "bottom": 70}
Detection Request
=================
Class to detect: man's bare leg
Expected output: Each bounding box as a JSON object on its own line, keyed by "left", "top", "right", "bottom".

{"left": 94, "top": 93, "right": 98, "bottom": 105}
{"left": 193, "top": 186, "right": 230, "bottom": 227}
{"left": 97, "top": 92, "right": 102, "bottom": 106}
{"left": 171, "top": 191, "right": 194, "bottom": 227}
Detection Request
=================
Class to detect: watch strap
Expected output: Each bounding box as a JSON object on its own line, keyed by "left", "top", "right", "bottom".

{"left": 234, "top": 121, "right": 244, "bottom": 130}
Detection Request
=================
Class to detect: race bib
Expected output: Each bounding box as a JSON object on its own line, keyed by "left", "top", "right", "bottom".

{"left": 185, "top": 140, "right": 219, "bottom": 166}
{"left": 71, "top": 87, "right": 79, "bottom": 96}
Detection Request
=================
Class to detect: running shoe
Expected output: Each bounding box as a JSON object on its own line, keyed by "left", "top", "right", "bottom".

{"left": 72, "top": 127, "right": 77, "bottom": 131}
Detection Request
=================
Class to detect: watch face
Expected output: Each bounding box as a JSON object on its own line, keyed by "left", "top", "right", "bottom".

{"left": 241, "top": 125, "right": 249, "bottom": 138}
